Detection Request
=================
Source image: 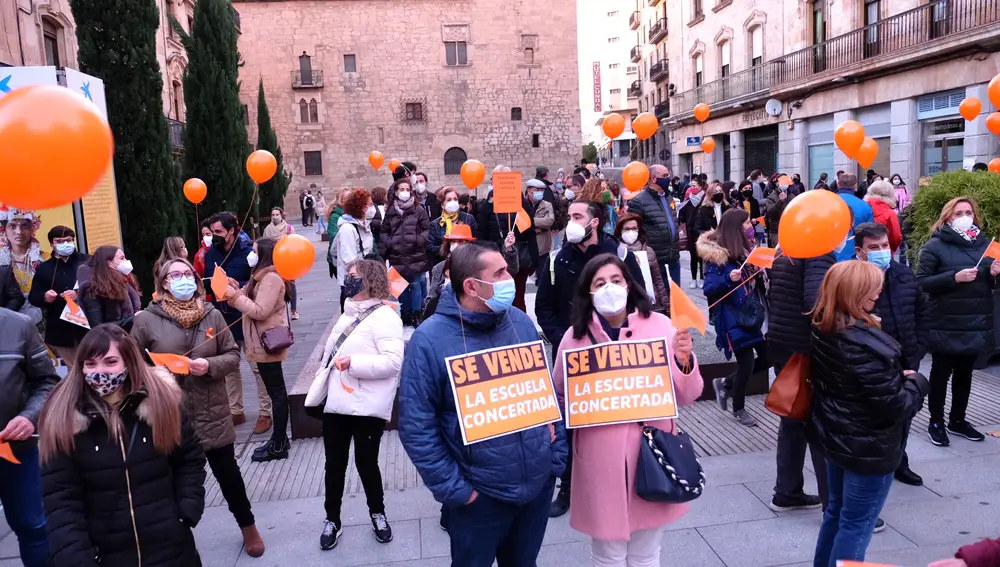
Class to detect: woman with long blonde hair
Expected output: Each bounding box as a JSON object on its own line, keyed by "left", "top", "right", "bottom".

{"left": 810, "top": 261, "right": 928, "bottom": 567}
{"left": 39, "top": 324, "right": 206, "bottom": 567}
{"left": 153, "top": 236, "right": 189, "bottom": 278}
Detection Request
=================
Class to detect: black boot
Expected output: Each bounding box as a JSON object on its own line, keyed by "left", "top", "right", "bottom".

{"left": 549, "top": 482, "right": 570, "bottom": 518}
{"left": 894, "top": 466, "right": 923, "bottom": 486}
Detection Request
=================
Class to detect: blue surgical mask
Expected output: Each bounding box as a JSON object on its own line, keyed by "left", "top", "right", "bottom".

{"left": 474, "top": 278, "right": 516, "bottom": 313}
{"left": 169, "top": 277, "right": 198, "bottom": 301}
{"left": 532, "top": 190, "right": 545, "bottom": 201}
{"left": 865, "top": 250, "right": 892, "bottom": 271}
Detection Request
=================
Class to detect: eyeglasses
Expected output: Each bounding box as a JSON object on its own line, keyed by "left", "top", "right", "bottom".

{"left": 166, "top": 270, "right": 195, "bottom": 281}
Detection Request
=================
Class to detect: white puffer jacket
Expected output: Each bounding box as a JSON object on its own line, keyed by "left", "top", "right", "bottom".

{"left": 305, "top": 298, "right": 404, "bottom": 420}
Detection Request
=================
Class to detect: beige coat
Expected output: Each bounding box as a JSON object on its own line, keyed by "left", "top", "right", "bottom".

{"left": 228, "top": 267, "right": 289, "bottom": 363}
{"left": 533, "top": 199, "right": 555, "bottom": 255}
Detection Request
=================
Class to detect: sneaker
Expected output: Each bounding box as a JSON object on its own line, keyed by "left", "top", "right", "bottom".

{"left": 734, "top": 409, "right": 758, "bottom": 427}
{"left": 251, "top": 439, "right": 290, "bottom": 462}
{"left": 371, "top": 513, "right": 393, "bottom": 543}
{"left": 874, "top": 518, "right": 886, "bottom": 533}
{"left": 948, "top": 420, "right": 986, "bottom": 442}
{"left": 698, "top": 279, "right": 704, "bottom": 288}
{"left": 770, "top": 493, "right": 822, "bottom": 512}
{"left": 688, "top": 280, "right": 697, "bottom": 289}
{"left": 712, "top": 377, "right": 729, "bottom": 412}
{"left": 549, "top": 484, "right": 570, "bottom": 518}
{"left": 894, "top": 466, "right": 923, "bottom": 486}
{"left": 319, "top": 520, "right": 342, "bottom": 550}
{"left": 928, "top": 422, "right": 950, "bottom": 447}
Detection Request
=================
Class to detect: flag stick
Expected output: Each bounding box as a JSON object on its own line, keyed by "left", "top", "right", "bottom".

{"left": 738, "top": 246, "right": 758, "bottom": 271}
{"left": 974, "top": 238, "right": 994, "bottom": 269}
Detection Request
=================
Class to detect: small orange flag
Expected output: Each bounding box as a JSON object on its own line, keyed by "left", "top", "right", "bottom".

{"left": 147, "top": 351, "right": 191, "bottom": 375}
{"left": 985, "top": 240, "right": 1000, "bottom": 261}
{"left": 746, "top": 247, "right": 778, "bottom": 269}
{"left": 210, "top": 266, "right": 230, "bottom": 301}
{"left": 387, "top": 267, "right": 410, "bottom": 299}
{"left": 754, "top": 215, "right": 766, "bottom": 227}
{"left": 514, "top": 208, "right": 532, "bottom": 234}
{"left": 669, "top": 278, "right": 707, "bottom": 336}
{"left": 0, "top": 441, "right": 21, "bottom": 464}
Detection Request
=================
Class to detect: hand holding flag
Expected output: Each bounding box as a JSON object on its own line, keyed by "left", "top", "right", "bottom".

{"left": 668, "top": 277, "right": 707, "bottom": 336}
{"left": 147, "top": 350, "right": 192, "bottom": 375}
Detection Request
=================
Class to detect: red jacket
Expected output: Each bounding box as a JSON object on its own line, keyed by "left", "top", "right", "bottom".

{"left": 867, "top": 198, "right": 902, "bottom": 252}
{"left": 194, "top": 245, "right": 208, "bottom": 278}
{"left": 957, "top": 537, "right": 1000, "bottom": 567}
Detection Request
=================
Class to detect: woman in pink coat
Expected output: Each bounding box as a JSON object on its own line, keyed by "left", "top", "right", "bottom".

{"left": 552, "top": 253, "right": 703, "bottom": 566}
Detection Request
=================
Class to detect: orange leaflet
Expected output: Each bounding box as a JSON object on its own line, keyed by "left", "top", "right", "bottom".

{"left": 60, "top": 297, "right": 90, "bottom": 329}
{"left": 491, "top": 171, "right": 523, "bottom": 214}
{"left": 746, "top": 247, "right": 778, "bottom": 269}
{"left": 0, "top": 441, "right": 20, "bottom": 464}
{"left": 514, "top": 207, "right": 532, "bottom": 233}
{"left": 210, "top": 265, "right": 230, "bottom": 301}
{"left": 387, "top": 267, "right": 409, "bottom": 299}
{"left": 147, "top": 351, "right": 191, "bottom": 375}
{"left": 669, "top": 278, "right": 707, "bottom": 336}
{"left": 985, "top": 240, "right": 1000, "bottom": 261}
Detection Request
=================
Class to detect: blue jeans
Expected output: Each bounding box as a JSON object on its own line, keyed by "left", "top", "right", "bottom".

{"left": 448, "top": 477, "right": 555, "bottom": 567}
{"left": 399, "top": 273, "right": 427, "bottom": 313}
{"left": 813, "top": 461, "right": 893, "bottom": 567}
{"left": 0, "top": 445, "right": 50, "bottom": 567}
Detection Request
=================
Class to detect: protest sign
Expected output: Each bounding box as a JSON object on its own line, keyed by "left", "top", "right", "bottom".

{"left": 211, "top": 265, "right": 230, "bottom": 300}
{"left": 491, "top": 171, "right": 522, "bottom": 214}
{"left": 562, "top": 338, "right": 678, "bottom": 428}
{"left": 60, "top": 297, "right": 90, "bottom": 329}
{"left": 446, "top": 340, "right": 561, "bottom": 444}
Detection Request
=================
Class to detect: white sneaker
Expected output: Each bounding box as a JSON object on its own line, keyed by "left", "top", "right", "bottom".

{"left": 698, "top": 279, "right": 704, "bottom": 288}
{"left": 688, "top": 280, "right": 697, "bottom": 289}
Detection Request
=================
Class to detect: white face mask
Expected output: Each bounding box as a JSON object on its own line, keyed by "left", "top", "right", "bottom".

{"left": 592, "top": 282, "right": 628, "bottom": 316}
{"left": 397, "top": 191, "right": 411, "bottom": 203}
{"left": 415, "top": 183, "right": 427, "bottom": 194}
{"left": 409, "top": 174, "right": 418, "bottom": 186}
{"left": 202, "top": 235, "right": 213, "bottom": 248}
{"left": 444, "top": 201, "right": 460, "bottom": 214}
{"left": 621, "top": 230, "right": 639, "bottom": 245}
{"left": 564, "top": 189, "right": 576, "bottom": 201}
{"left": 951, "top": 215, "right": 974, "bottom": 232}
{"left": 247, "top": 251, "right": 259, "bottom": 268}
{"left": 565, "top": 220, "right": 590, "bottom": 244}
{"left": 115, "top": 259, "right": 133, "bottom": 276}
{"left": 365, "top": 205, "right": 376, "bottom": 220}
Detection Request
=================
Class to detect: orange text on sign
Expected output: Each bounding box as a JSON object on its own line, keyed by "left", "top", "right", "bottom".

{"left": 449, "top": 343, "right": 547, "bottom": 385}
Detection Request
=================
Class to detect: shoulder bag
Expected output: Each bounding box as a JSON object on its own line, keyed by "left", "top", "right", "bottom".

{"left": 735, "top": 282, "right": 766, "bottom": 329}
{"left": 635, "top": 421, "right": 706, "bottom": 503}
{"left": 765, "top": 352, "right": 812, "bottom": 420}
{"left": 354, "top": 224, "right": 380, "bottom": 261}
{"left": 252, "top": 275, "right": 295, "bottom": 354}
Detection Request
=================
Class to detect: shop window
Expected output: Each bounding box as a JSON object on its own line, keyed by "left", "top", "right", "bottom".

{"left": 921, "top": 118, "right": 965, "bottom": 176}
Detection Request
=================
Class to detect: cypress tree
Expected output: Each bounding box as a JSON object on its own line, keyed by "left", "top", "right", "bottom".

{"left": 70, "top": 0, "right": 183, "bottom": 297}
{"left": 177, "top": 0, "right": 254, "bottom": 225}
{"left": 255, "top": 79, "right": 292, "bottom": 217}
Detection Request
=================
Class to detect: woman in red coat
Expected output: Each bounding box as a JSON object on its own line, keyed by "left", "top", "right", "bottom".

{"left": 864, "top": 180, "right": 903, "bottom": 253}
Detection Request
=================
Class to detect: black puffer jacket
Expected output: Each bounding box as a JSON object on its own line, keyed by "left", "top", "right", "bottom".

{"left": 810, "top": 323, "right": 929, "bottom": 476}
{"left": 626, "top": 187, "right": 680, "bottom": 265}
{"left": 379, "top": 201, "right": 430, "bottom": 280}
{"left": 476, "top": 193, "right": 538, "bottom": 271}
{"left": 876, "top": 262, "right": 930, "bottom": 370}
{"left": 916, "top": 227, "right": 996, "bottom": 355}
{"left": 42, "top": 369, "right": 206, "bottom": 567}
{"left": 766, "top": 253, "right": 835, "bottom": 367}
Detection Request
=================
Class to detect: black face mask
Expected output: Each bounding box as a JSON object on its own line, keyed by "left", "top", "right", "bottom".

{"left": 742, "top": 190, "right": 753, "bottom": 197}
{"left": 212, "top": 234, "right": 228, "bottom": 250}
{"left": 655, "top": 178, "right": 671, "bottom": 190}
{"left": 343, "top": 275, "right": 365, "bottom": 299}
{"left": 712, "top": 193, "right": 724, "bottom": 203}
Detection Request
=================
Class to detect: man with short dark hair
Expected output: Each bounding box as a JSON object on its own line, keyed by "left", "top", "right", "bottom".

{"left": 28, "top": 225, "right": 89, "bottom": 365}
{"left": 399, "top": 241, "right": 567, "bottom": 566}
{"left": 855, "top": 222, "right": 930, "bottom": 486}
{"left": 304, "top": 188, "right": 316, "bottom": 226}
{"left": 830, "top": 169, "right": 845, "bottom": 192}
{"left": 627, "top": 163, "right": 681, "bottom": 285}
{"left": 834, "top": 173, "right": 874, "bottom": 262}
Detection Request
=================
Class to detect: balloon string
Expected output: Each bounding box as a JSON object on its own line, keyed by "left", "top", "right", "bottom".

{"left": 195, "top": 204, "right": 200, "bottom": 244}
{"left": 220, "top": 182, "right": 260, "bottom": 267}
{"left": 183, "top": 307, "right": 244, "bottom": 357}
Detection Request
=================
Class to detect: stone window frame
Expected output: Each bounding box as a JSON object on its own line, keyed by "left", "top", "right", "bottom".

{"left": 401, "top": 97, "right": 428, "bottom": 123}
{"left": 443, "top": 147, "right": 467, "bottom": 175}
{"left": 442, "top": 24, "right": 471, "bottom": 67}
{"left": 689, "top": 40, "right": 706, "bottom": 88}
{"left": 744, "top": 10, "right": 768, "bottom": 68}
{"left": 715, "top": 27, "right": 734, "bottom": 78}
{"left": 303, "top": 150, "right": 323, "bottom": 176}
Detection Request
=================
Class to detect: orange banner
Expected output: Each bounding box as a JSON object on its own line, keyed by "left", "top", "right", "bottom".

{"left": 491, "top": 171, "right": 523, "bottom": 214}
{"left": 514, "top": 207, "right": 532, "bottom": 234}
{"left": 446, "top": 340, "right": 561, "bottom": 444}
{"left": 562, "top": 338, "right": 678, "bottom": 428}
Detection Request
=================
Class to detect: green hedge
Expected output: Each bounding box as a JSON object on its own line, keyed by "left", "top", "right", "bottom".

{"left": 906, "top": 170, "right": 1000, "bottom": 264}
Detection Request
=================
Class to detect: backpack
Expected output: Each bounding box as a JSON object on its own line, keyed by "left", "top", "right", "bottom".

{"left": 305, "top": 195, "right": 315, "bottom": 208}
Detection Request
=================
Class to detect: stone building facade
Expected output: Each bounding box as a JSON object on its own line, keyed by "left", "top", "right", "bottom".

{"left": 234, "top": 0, "right": 582, "bottom": 210}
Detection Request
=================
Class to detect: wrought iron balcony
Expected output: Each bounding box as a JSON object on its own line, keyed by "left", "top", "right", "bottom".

{"left": 654, "top": 101, "right": 670, "bottom": 119}
{"left": 648, "top": 18, "right": 667, "bottom": 44}
{"left": 668, "top": 0, "right": 1000, "bottom": 119}
{"left": 649, "top": 59, "right": 668, "bottom": 82}
{"left": 630, "top": 45, "right": 642, "bottom": 63}
{"left": 167, "top": 117, "right": 184, "bottom": 153}
{"left": 292, "top": 70, "right": 324, "bottom": 89}
{"left": 629, "top": 11, "right": 640, "bottom": 30}
{"left": 648, "top": 0, "right": 662, "bottom": 6}
{"left": 628, "top": 80, "right": 642, "bottom": 98}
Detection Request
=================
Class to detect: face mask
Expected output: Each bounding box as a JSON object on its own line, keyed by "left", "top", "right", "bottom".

{"left": 444, "top": 201, "right": 461, "bottom": 214}
{"left": 212, "top": 234, "right": 228, "bottom": 250}
{"left": 202, "top": 235, "right": 213, "bottom": 248}
{"left": 712, "top": 193, "right": 724, "bottom": 203}
{"left": 564, "top": 189, "right": 575, "bottom": 201}
{"left": 533, "top": 191, "right": 546, "bottom": 202}
{"left": 621, "top": 230, "right": 639, "bottom": 245}
{"left": 54, "top": 241, "right": 76, "bottom": 257}
{"left": 592, "top": 282, "right": 628, "bottom": 316}
{"left": 690, "top": 192, "right": 704, "bottom": 206}
{"left": 655, "top": 178, "right": 671, "bottom": 191}
{"left": 865, "top": 249, "right": 892, "bottom": 271}
{"left": 415, "top": 183, "right": 427, "bottom": 194}
{"left": 951, "top": 215, "right": 974, "bottom": 232}
{"left": 474, "top": 278, "right": 516, "bottom": 313}
{"left": 271, "top": 216, "right": 282, "bottom": 225}
{"left": 247, "top": 250, "right": 259, "bottom": 268}
{"left": 742, "top": 190, "right": 753, "bottom": 197}
{"left": 169, "top": 277, "right": 198, "bottom": 301}
{"left": 116, "top": 260, "right": 133, "bottom": 276}
{"left": 343, "top": 275, "right": 365, "bottom": 299}
{"left": 365, "top": 205, "right": 377, "bottom": 219}
{"left": 892, "top": 179, "right": 901, "bottom": 186}
{"left": 793, "top": 177, "right": 801, "bottom": 183}
{"left": 397, "top": 191, "right": 411, "bottom": 203}
{"left": 745, "top": 226, "right": 756, "bottom": 241}
{"left": 555, "top": 182, "right": 564, "bottom": 190}
{"left": 409, "top": 174, "right": 418, "bottom": 186}
{"left": 85, "top": 369, "right": 128, "bottom": 398}
{"left": 565, "top": 220, "right": 592, "bottom": 244}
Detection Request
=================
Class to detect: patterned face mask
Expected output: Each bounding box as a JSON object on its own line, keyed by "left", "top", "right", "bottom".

{"left": 84, "top": 369, "right": 128, "bottom": 398}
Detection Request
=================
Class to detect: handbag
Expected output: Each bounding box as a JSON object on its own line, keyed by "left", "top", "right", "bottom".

{"left": 677, "top": 223, "right": 689, "bottom": 250}
{"left": 635, "top": 422, "right": 706, "bottom": 503}
{"left": 735, "top": 288, "right": 765, "bottom": 329}
{"left": 765, "top": 353, "right": 812, "bottom": 420}
{"left": 260, "top": 296, "right": 295, "bottom": 354}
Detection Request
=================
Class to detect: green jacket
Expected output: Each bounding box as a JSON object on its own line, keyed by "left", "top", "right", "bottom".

{"left": 327, "top": 206, "right": 345, "bottom": 240}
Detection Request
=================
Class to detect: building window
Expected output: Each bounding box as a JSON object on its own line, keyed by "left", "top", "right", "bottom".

{"left": 532, "top": 134, "right": 540, "bottom": 148}
{"left": 343, "top": 54, "right": 357, "bottom": 72}
{"left": 627, "top": 65, "right": 637, "bottom": 74}
{"left": 607, "top": 10, "right": 619, "bottom": 16}
{"left": 445, "top": 41, "right": 468, "bottom": 66}
{"left": 922, "top": 118, "right": 965, "bottom": 176}
{"left": 404, "top": 102, "right": 424, "bottom": 121}
{"left": 42, "top": 22, "right": 60, "bottom": 67}
{"left": 511, "top": 107, "right": 522, "bottom": 121}
{"left": 524, "top": 48, "right": 534, "bottom": 64}
{"left": 750, "top": 26, "right": 763, "bottom": 66}
{"left": 864, "top": 0, "right": 880, "bottom": 55}
{"left": 610, "top": 88, "right": 621, "bottom": 94}
{"left": 299, "top": 52, "right": 314, "bottom": 85}
{"left": 694, "top": 54, "right": 704, "bottom": 87}
{"left": 444, "top": 147, "right": 467, "bottom": 175}
{"left": 609, "top": 63, "right": 620, "bottom": 69}
{"left": 693, "top": 0, "right": 703, "bottom": 17}
{"left": 174, "top": 83, "right": 185, "bottom": 121}
{"left": 241, "top": 104, "right": 248, "bottom": 124}
{"left": 309, "top": 99, "right": 319, "bottom": 123}
{"left": 304, "top": 150, "right": 323, "bottom": 176}
{"left": 720, "top": 40, "right": 731, "bottom": 77}
{"left": 608, "top": 37, "right": 619, "bottom": 43}
{"left": 299, "top": 99, "right": 309, "bottom": 123}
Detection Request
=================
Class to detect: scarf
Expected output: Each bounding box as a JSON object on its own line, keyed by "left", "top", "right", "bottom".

{"left": 159, "top": 295, "right": 205, "bottom": 328}
{"left": 394, "top": 197, "right": 416, "bottom": 215}
{"left": 951, "top": 224, "right": 980, "bottom": 242}
{"left": 440, "top": 211, "right": 459, "bottom": 235}
{"left": 263, "top": 220, "right": 290, "bottom": 239}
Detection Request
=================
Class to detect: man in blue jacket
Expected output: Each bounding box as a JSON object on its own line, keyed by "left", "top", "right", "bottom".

{"left": 204, "top": 211, "right": 271, "bottom": 430}
{"left": 399, "top": 241, "right": 567, "bottom": 567}
{"left": 834, "top": 173, "right": 874, "bottom": 262}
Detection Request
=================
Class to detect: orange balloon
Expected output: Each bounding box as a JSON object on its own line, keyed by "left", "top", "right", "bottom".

{"left": 834, "top": 120, "right": 865, "bottom": 159}
{"left": 586, "top": 163, "right": 596, "bottom": 170}
{"left": 693, "top": 103, "right": 710, "bottom": 123}
{"left": 0, "top": 85, "right": 113, "bottom": 210}
{"left": 989, "top": 158, "right": 1000, "bottom": 174}
{"left": 460, "top": 160, "right": 486, "bottom": 189}
{"left": 777, "top": 190, "right": 852, "bottom": 258}
{"left": 987, "top": 113, "right": 1000, "bottom": 136}
{"left": 632, "top": 112, "right": 658, "bottom": 141}
{"left": 388, "top": 159, "right": 402, "bottom": 173}
{"left": 273, "top": 234, "right": 315, "bottom": 280}
{"left": 959, "top": 97, "right": 982, "bottom": 121}
{"left": 989, "top": 74, "right": 1000, "bottom": 110}
{"left": 246, "top": 150, "right": 277, "bottom": 184}
{"left": 622, "top": 161, "right": 650, "bottom": 191}
{"left": 602, "top": 114, "right": 625, "bottom": 139}
{"left": 368, "top": 151, "right": 384, "bottom": 170}
{"left": 701, "top": 137, "right": 716, "bottom": 154}
{"left": 856, "top": 136, "right": 879, "bottom": 169}
{"left": 183, "top": 178, "right": 207, "bottom": 204}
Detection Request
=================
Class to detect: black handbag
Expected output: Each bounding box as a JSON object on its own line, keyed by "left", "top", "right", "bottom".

{"left": 735, "top": 289, "right": 765, "bottom": 329}
{"left": 635, "top": 422, "right": 706, "bottom": 503}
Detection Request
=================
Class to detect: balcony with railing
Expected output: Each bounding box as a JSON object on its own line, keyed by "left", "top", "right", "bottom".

{"left": 167, "top": 117, "right": 184, "bottom": 153}
{"left": 649, "top": 59, "right": 668, "bottom": 82}
{"left": 292, "top": 70, "right": 324, "bottom": 89}
{"left": 630, "top": 45, "right": 642, "bottom": 63}
{"left": 648, "top": 0, "right": 662, "bottom": 6}
{"left": 628, "top": 80, "right": 643, "bottom": 98}
{"left": 668, "top": 0, "right": 1000, "bottom": 121}
{"left": 654, "top": 101, "right": 670, "bottom": 119}
{"left": 648, "top": 18, "right": 667, "bottom": 44}
{"left": 629, "top": 11, "right": 640, "bottom": 30}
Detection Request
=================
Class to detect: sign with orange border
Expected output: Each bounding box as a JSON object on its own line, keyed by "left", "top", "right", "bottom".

{"left": 562, "top": 338, "right": 678, "bottom": 428}
{"left": 446, "top": 340, "right": 561, "bottom": 445}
